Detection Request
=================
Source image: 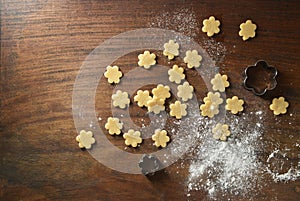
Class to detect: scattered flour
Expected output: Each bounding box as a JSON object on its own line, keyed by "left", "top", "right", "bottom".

{"left": 150, "top": 8, "right": 200, "bottom": 38}
{"left": 266, "top": 148, "right": 300, "bottom": 182}
{"left": 150, "top": 8, "right": 226, "bottom": 64}
{"left": 167, "top": 107, "right": 299, "bottom": 200}
{"left": 267, "top": 167, "right": 300, "bottom": 182}
{"left": 186, "top": 112, "right": 265, "bottom": 200}
{"left": 201, "top": 39, "right": 226, "bottom": 64}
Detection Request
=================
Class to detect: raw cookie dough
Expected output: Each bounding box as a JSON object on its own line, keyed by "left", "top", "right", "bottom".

{"left": 123, "top": 129, "right": 142, "bottom": 147}
{"left": 134, "top": 90, "right": 152, "bottom": 107}
{"left": 269, "top": 96, "right": 289, "bottom": 115}
{"left": 152, "top": 84, "right": 171, "bottom": 100}
{"left": 152, "top": 129, "right": 170, "bottom": 148}
{"left": 168, "top": 65, "right": 185, "bottom": 84}
{"left": 138, "top": 50, "right": 156, "bottom": 69}
{"left": 184, "top": 50, "right": 202, "bottom": 68}
{"left": 147, "top": 97, "right": 165, "bottom": 114}
{"left": 163, "top": 40, "right": 179, "bottom": 60}
{"left": 211, "top": 73, "right": 230, "bottom": 92}
{"left": 200, "top": 100, "right": 220, "bottom": 118}
{"left": 203, "top": 92, "right": 223, "bottom": 105}
{"left": 105, "top": 117, "right": 123, "bottom": 135}
{"left": 169, "top": 100, "right": 187, "bottom": 119}
{"left": 76, "top": 130, "right": 96, "bottom": 149}
{"left": 202, "top": 16, "right": 221, "bottom": 37}
{"left": 212, "top": 123, "right": 231, "bottom": 141}
{"left": 104, "top": 65, "right": 122, "bottom": 84}
{"left": 177, "top": 81, "right": 194, "bottom": 101}
{"left": 239, "top": 20, "right": 257, "bottom": 41}
{"left": 225, "top": 96, "right": 244, "bottom": 114}
{"left": 112, "top": 90, "right": 130, "bottom": 109}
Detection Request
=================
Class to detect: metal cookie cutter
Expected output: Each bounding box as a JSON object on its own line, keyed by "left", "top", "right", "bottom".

{"left": 138, "top": 154, "right": 162, "bottom": 176}
{"left": 243, "top": 60, "right": 278, "bottom": 96}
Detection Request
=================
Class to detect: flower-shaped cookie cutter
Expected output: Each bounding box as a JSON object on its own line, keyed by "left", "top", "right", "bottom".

{"left": 138, "top": 154, "right": 162, "bottom": 176}
{"left": 243, "top": 60, "right": 278, "bottom": 96}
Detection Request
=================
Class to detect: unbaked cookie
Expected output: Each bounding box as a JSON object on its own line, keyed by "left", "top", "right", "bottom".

{"left": 169, "top": 100, "right": 187, "bottom": 119}
{"left": 200, "top": 100, "right": 219, "bottom": 118}
{"left": 212, "top": 123, "right": 231, "bottom": 141}
{"left": 134, "top": 90, "right": 152, "bottom": 107}
{"left": 225, "top": 96, "right": 244, "bottom": 114}
{"left": 202, "top": 16, "right": 221, "bottom": 37}
{"left": 203, "top": 92, "right": 223, "bottom": 105}
{"left": 138, "top": 51, "right": 156, "bottom": 69}
{"left": 152, "top": 84, "right": 171, "bottom": 100}
{"left": 105, "top": 117, "right": 123, "bottom": 135}
{"left": 76, "top": 130, "right": 95, "bottom": 149}
{"left": 104, "top": 65, "right": 122, "bottom": 84}
{"left": 163, "top": 40, "right": 179, "bottom": 60}
{"left": 147, "top": 97, "right": 165, "bottom": 114}
{"left": 152, "top": 129, "right": 170, "bottom": 148}
{"left": 168, "top": 65, "right": 185, "bottom": 84}
{"left": 184, "top": 50, "right": 202, "bottom": 68}
{"left": 269, "top": 97, "right": 289, "bottom": 115}
{"left": 123, "top": 129, "right": 142, "bottom": 147}
{"left": 239, "top": 20, "right": 257, "bottom": 41}
{"left": 112, "top": 90, "right": 130, "bottom": 109}
{"left": 177, "top": 81, "right": 194, "bottom": 102}
{"left": 211, "top": 73, "right": 230, "bottom": 92}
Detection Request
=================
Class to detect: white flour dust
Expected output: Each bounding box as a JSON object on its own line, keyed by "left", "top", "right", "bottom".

{"left": 150, "top": 8, "right": 200, "bottom": 38}
{"left": 201, "top": 39, "right": 226, "bottom": 64}
{"left": 184, "top": 111, "right": 265, "bottom": 200}
{"left": 166, "top": 106, "right": 299, "bottom": 200}
{"left": 150, "top": 9, "right": 226, "bottom": 64}
{"left": 266, "top": 148, "right": 300, "bottom": 183}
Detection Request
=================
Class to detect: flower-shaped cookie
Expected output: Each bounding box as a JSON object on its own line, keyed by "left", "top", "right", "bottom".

{"left": 169, "top": 101, "right": 187, "bottom": 119}
{"left": 112, "top": 90, "right": 130, "bottom": 109}
{"left": 147, "top": 97, "right": 165, "bottom": 114}
{"left": 200, "top": 101, "right": 220, "bottom": 118}
{"left": 138, "top": 51, "right": 156, "bottom": 69}
{"left": 76, "top": 130, "right": 95, "bottom": 149}
{"left": 203, "top": 92, "right": 223, "bottom": 105}
{"left": 211, "top": 73, "right": 230, "bottom": 92}
{"left": 184, "top": 50, "right": 202, "bottom": 68}
{"left": 104, "top": 65, "right": 122, "bottom": 84}
{"left": 168, "top": 65, "right": 185, "bottom": 84}
{"left": 212, "top": 123, "right": 231, "bottom": 141}
{"left": 152, "top": 129, "right": 170, "bottom": 148}
{"left": 269, "top": 97, "right": 289, "bottom": 115}
{"left": 225, "top": 96, "right": 244, "bottom": 114}
{"left": 134, "top": 90, "right": 152, "bottom": 107}
{"left": 177, "top": 81, "right": 194, "bottom": 102}
{"left": 243, "top": 60, "right": 278, "bottom": 96}
{"left": 123, "top": 129, "right": 142, "bottom": 147}
{"left": 105, "top": 117, "right": 123, "bottom": 135}
{"left": 152, "top": 84, "right": 171, "bottom": 100}
{"left": 163, "top": 40, "right": 179, "bottom": 60}
{"left": 239, "top": 20, "right": 257, "bottom": 41}
{"left": 202, "top": 16, "right": 221, "bottom": 37}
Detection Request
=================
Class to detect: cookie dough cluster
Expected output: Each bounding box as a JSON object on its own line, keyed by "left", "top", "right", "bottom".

{"left": 98, "top": 40, "right": 204, "bottom": 148}
{"left": 76, "top": 16, "right": 289, "bottom": 148}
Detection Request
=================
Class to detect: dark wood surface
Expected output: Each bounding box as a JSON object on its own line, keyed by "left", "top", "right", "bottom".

{"left": 1, "top": 0, "right": 300, "bottom": 200}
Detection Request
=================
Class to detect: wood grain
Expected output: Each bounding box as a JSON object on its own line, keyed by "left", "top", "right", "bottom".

{"left": 1, "top": 0, "right": 300, "bottom": 200}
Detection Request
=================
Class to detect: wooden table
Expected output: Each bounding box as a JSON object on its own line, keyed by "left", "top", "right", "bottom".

{"left": 1, "top": 0, "right": 299, "bottom": 200}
